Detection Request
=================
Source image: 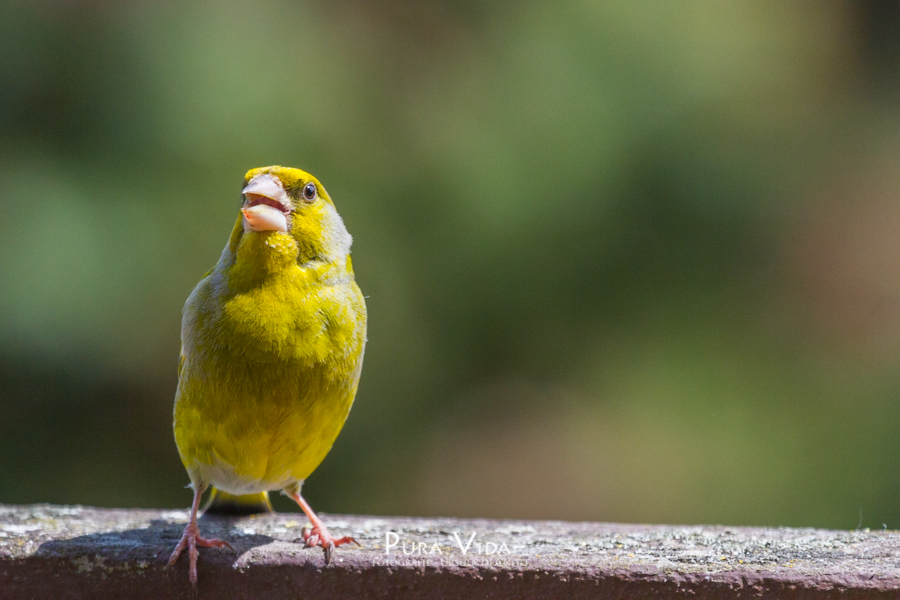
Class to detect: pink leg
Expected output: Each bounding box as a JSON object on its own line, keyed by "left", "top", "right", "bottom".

{"left": 286, "top": 491, "right": 359, "bottom": 564}
{"left": 167, "top": 483, "right": 234, "bottom": 589}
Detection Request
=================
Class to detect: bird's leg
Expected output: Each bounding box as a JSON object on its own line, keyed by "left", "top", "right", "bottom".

{"left": 167, "top": 483, "right": 234, "bottom": 588}
{"left": 286, "top": 490, "right": 360, "bottom": 564}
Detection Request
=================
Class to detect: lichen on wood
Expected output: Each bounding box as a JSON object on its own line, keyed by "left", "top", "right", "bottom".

{"left": 2, "top": 504, "right": 900, "bottom": 599}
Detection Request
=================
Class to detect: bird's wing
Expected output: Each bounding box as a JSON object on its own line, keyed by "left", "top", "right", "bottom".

{"left": 178, "top": 268, "right": 214, "bottom": 380}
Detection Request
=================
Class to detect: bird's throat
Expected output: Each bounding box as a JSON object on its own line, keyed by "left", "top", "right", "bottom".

{"left": 229, "top": 230, "right": 299, "bottom": 290}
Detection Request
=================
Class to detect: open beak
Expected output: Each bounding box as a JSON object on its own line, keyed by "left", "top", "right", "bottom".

{"left": 241, "top": 175, "right": 291, "bottom": 232}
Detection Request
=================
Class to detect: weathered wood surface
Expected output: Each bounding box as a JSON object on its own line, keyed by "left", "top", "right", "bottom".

{"left": 1, "top": 504, "right": 900, "bottom": 599}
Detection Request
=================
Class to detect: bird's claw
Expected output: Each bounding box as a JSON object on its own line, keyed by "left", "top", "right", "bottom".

{"left": 167, "top": 521, "right": 231, "bottom": 588}
{"left": 301, "top": 523, "right": 358, "bottom": 564}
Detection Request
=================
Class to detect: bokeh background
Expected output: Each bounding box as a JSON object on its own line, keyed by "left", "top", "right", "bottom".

{"left": 3, "top": 0, "right": 900, "bottom": 530}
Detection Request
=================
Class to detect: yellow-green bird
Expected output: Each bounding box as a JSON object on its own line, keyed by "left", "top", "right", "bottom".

{"left": 167, "top": 166, "right": 367, "bottom": 587}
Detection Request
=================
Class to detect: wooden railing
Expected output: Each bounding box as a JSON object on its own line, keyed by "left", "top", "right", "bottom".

{"left": 1, "top": 504, "right": 898, "bottom": 599}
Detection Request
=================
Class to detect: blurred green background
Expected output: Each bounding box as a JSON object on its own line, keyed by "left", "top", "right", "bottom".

{"left": 3, "top": 0, "right": 900, "bottom": 530}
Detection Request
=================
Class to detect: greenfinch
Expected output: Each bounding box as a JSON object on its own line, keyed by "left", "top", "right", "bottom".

{"left": 167, "top": 166, "right": 367, "bottom": 587}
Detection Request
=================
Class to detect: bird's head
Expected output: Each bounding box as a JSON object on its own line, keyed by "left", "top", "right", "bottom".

{"left": 237, "top": 165, "right": 352, "bottom": 264}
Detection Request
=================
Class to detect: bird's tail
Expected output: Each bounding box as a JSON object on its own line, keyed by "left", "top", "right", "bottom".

{"left": 203, "top": 488, "right": 273, "bottom": 516}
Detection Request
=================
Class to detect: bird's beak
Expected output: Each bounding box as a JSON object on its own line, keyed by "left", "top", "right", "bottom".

{"left": 241, "top": 175, "right": 291, "bottom": 233}
{"left": 242, "top": 204, "right": 288, "bottom": 232}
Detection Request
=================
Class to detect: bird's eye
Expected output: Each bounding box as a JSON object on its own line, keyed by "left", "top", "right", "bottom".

{"left": 302, "top": 182, "right": 317, "bottom": 202}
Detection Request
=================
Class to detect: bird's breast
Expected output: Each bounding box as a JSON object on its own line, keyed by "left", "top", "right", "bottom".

{"left": 174, "top": 263, "right": 366, "bottom": 490}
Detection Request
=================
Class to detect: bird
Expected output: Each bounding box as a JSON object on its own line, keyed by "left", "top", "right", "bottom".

{"left": 167, "top": 166, "right": 367, "bottom": 588}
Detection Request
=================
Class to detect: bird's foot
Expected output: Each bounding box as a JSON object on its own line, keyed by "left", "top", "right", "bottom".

{"left": 167, "top": 520, "right": 234, "bottom": 588}
{"left": 302, "top": 522, "right": 360, "bottom": 564}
